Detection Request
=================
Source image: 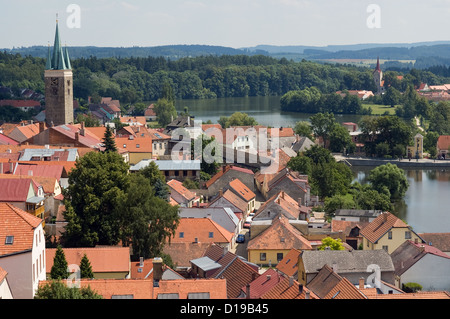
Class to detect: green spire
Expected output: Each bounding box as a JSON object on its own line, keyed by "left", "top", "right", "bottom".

{"left": 64, "top": 44, "right": 72, "bottom": 70}
{"left": 50, "top": 19, "right": 70, "bottom": 70}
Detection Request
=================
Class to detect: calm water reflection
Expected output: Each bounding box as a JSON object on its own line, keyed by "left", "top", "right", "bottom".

{"left": 352, "top": 167, "right": 450, "bottom": 233}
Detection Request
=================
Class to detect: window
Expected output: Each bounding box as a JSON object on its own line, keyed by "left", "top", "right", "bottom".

{"left": 405, "top": 231, "right": 411, "bottom": 239}
{"left": 179, "top": 232, "right": 184, "bottom": 238}
{"left": 277, "top": 253, "right": 283, "bottom": 261}
{"left": 136, "top": 144, "right": 140, "bottom": 148}
{"left": 382, "top": 245, "right": 389, "bottom": 252}
{"left": 209, "top": 232, "right": 214, "bottom": 238}
{"left": 5, "top": 236, "right": 14, "bottom": 245}
{"left": 388, "top": 231, "right": 392, "bottom": 239}
{"left": 260, "top": 253, "right": 266, "bottom": 261}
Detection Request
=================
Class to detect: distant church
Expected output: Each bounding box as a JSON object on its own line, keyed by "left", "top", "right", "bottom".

{"left": 44, "top": 19, "right": 74, "bottom": 126}
{"left": 373, "top": 57, "right": 385, "bottom": 95}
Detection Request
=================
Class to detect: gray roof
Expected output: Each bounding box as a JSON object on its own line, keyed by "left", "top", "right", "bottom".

{"left": 179, "top": 207, "right": 239, "bottom": 233}
{"left": 301, "top": 249, "right": 395, "bottom": 274}
{"left": 334, "top": 209, "right": 382, "bottom": 218}
{"left": 19, "top": 148, "right": 78, "bottom": 161}
{"left": 190, "top": 256, "right": 222, "bottom": 272}
{"left": 130, "top": 159, "right": 201, "bottom": 171}
{"left": 26, "top": 196, "right": 45, "bottom": 204}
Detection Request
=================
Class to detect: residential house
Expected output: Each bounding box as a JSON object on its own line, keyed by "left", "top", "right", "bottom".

{"left": 130, "top": 257, "right": 184, "bottom": 281}
{"left": 207, "top": 189, "right": 249, "bottom": 221}
{"left": 130, "top": 159, "right": 201, "bottom": 181}
{"left": 290, "top": 136, "right": 315, "bottom": 154}
{"left": 189, "top": 244, "right": 260, "bottom": 299}
{"left": 260, "top": 276, "right": 317, "bottom": 300}
{"left": 179, "top": 207, "right": 240, "bottom": 237}
{"left": 144, "top": 104, "right": 157, "bottom": 121}
{"left": 6, "top": 122, "right": 41, "bottom": 144}
{"left": 46, "top": 246, "right": 131, "bottom": 279}
{"left": 0, "top": 203, "right": 46, "bottom": 299}
{"left": 437, "top": 135, "right": 450, "bottom": 159}
{"left": 153, "top": 278, "right": 228, "bottom": 299}
{"left": 0, "top": 266, "right": 13, "bottom": 299}
{"left": 240, "top": 268, "right": 282, "bottom": 299}
{"left": 360, "top": 211, "right": 423, "bottom": 254}
{"left": 253, "top": 190, "right": 311, "bottom": 222}
{"left": 206, "top": 165, "right": 256, "bottom": 196}
{"left": 163, "top": 115, "right": 199, "bottom": 138}
{"left": 147, "top": 129, "right": 171, "bottom": 158}
{"left": 170, "top": 218, "right": 234, "bottom": 251}
{"left": 336, "top": 90, "right": 374, "bottom": 101}
{"left": 306, "top": 264, "right": 368, "bottom": 299}
{"left": 298, "top": 249, "right": 395, "bottom": 287}
{"left": 418, "top": 233, "right": 450, "bottom": 256}
{"left": 227, "top": 178, "right": 256, "bottom": 214}
{"left": 167, "top": 179, "right": 197, "bottom": 207}
{"left": 260, "top": 167, "right": 311, "bottom": 205}
{"left": 390, "top": 239, "right": 450, "bottom": 291}
{"left": 0, "top": 178, "right": 45, "bottom": 222}
{"left": 118, "top": 116, "right": 147, "bottom": 127}
{"left": 331, "top": 219, "right": 369, "bottom": 250}
{"left": 276, "top": 248, "right": 302, "bottom": 279}
{"left": 162, "top": 242, "right": 212, "bottom": 276}
{"left": 333, "top": 209, "right": 382, "bottom": 223}
{"left": 0, "top": 133, "right": 19, "bottom": 146}
{"left": 0, "top": 100, "right": 41, "bottom": 112}
{"left": 115, "top": 135, "right": 152, "bottom": 165}
{"left": 247, "top": 214, "right": 313, "bottom": 267}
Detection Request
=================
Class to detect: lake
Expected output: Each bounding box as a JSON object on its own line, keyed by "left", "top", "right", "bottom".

{"left": 175, "top": 96, "right": 449, "bottom": 234}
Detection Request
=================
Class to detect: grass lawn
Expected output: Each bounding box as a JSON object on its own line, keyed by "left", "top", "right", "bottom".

{"left": 362, "top": 104, "right": 399, "bottom": 115}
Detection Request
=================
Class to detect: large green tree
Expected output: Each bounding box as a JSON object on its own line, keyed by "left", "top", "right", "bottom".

{"left": 35, "top": 280, "right": 102, "bottom": 299}
{"left": 79, "top": 254, "right": 94, "bottom": 279}
{"left": 62, "top": 151, "right": 130, "bottom": 247}
{"left": 50, "top": 246, "right": 69, "bottom": 280}
{"left": 368, "top": 163, "right": 409, "bottom": 201}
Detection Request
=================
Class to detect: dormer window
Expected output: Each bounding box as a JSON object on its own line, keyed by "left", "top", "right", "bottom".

{"left": 5, "top": 236, "right": 14, "bottom": 245}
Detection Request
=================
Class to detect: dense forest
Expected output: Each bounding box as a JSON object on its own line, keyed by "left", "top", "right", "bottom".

{"left": 1, "top": 50, "right": 450, "bottom": 109}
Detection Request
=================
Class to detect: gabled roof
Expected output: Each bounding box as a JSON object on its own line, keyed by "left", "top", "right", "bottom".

{"left": 170, "top": 218, "right": 234, "bottom": 244}
{"left": 331, "top": 220, "right": 369, "bottom": 237}
{"left": 167, "top": 179, "right": 196, "bottom": 201}
{"left": 390, "top": 240, "right": 450, "bottom": 276}
{"left": 360, "top": 212, "right": 411, "bottom": 243}
{"left": 46, "top": 247, "right": 130, "bottom": 274}
{"left": 51, "top": 125, "right": 104, "bottom": 150}
{"left": 0, "top": 133, "right": 19, "bottom": 146}
{"left": 254, "top": 191, "right": 305, "bottom": 220}
{"left": 247, "top": 214, "right": 312, "bottom": 251}
{"left": 301, "top": 249, "right": 395, "bottom": 274}
{"left": 260, "top": 276, "right": 317, "bottom": 299}
{"left": 14, "top": 163, "right": 64, "bottom": 180}
{"left": 0, "top": 203, "right": 42, "bottom": 256}
{"left": 324, "top": 276, "right": 368, "bottom": 299}
{"left": 418, "top": 232, "right": 450, "bottom": 252}
{"left": 208, "top": 189, "right": 248, "bottom": 213}
{"left": 228, "top": 178, "right": 256, "bottom": 202}
{"left": 241, "top": 268, "right": 281, "bottom": 299}
{"left": 306, "top": 264, "right": 342, "bottom": 299}
{"left": 0, "top": 174, "right": 57, "bottom": 194}
{"left": 179, "top": 207, "right": 239, "bottom": 233}
{"left": 0, "top": 178, "right": 35, "bottom": 202}
{"left": 276, "top": 248, "right": 302, "bottom": 277}
{"left": 205, "top": 165, "right": 254, "bottom": 189}
{"left": 154, "top": 278, "right": 228, "bottom": 299}
{"left": 115, "top": 136, "right": 152, "bottom": 153}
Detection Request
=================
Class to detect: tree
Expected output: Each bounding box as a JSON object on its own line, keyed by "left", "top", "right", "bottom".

{"left": 138, "top": 161, "right": 170, "bottom": 200}
{"left": 62, "top": 151, "right": 130, "bottom": 247}
{"left": 120, "top": 174, "right": 180, "bottom": 261}
{"left": 34, "top": 280, "right": 102, "bottom": 299}
{"left": 382, "top": 86, "right": 402, "bottom": 107}
{"left": 154, "top": 97, "right": 177, "bottom": 127}
{"left": 318, "top": 237, "right": 345, "bottom": 251}
{"left": 102, "top": 125, "right": 117, "bottom": 153}
{"left": 328, "top": 122, "right": 354, "bottom": 153}
{"left": 218, "top": 112, "right": 258, "bottom": 128}
{"left": 79, "top": 254, "right": 94, "bottom": 279}
{"left": 294, "top": 121, "right": 313, "bottom": 140}
{"left": 192, "top": 134, "right": 221, "bottom": 176}
{"left": 309, "top": 112, "right": 336, "bottom": 148}
{"left": 287, "top": 155, "right": 312, "bottom": 176}
{"left": 368, "top": 163, "right": 409, "bottom": 201}
{"left": 324, "top": 194, "right": 356, "bottom": 216}
{"left": 50, "top": 246, "right": 69, "bottom": 280}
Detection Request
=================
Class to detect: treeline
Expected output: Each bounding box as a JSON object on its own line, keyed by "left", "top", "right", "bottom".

{"left": 280, "top": 88, "right": 367, "bottom": 115}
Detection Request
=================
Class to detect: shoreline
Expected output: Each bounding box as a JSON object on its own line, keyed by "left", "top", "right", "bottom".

{"left": 334, "top": 155, "right": 450, "bottom": 168}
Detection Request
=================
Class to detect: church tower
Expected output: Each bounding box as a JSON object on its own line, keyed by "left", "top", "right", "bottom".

{"left": 44, "top": 19, "right": 74, "bottom": 126}
{"left": 373, "top": 57, "right": 384, "bottom": 95}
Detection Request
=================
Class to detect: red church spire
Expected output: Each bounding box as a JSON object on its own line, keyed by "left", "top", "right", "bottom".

{"left": 375, "top": 57, "right": 381, "bottom": 72}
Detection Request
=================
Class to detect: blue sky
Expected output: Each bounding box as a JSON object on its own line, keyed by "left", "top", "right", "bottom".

{"left": 1, "top": 0, "right": 450, "bottom": 48}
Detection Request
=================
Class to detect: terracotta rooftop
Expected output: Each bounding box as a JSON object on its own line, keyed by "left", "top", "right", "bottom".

{"left": 46, "top": 247, "right": 131, "bottom": 274}
{"left": 261, "top": 276, "right": 317, "bottom": 299}
{"left": 360, "top": 212, "right": 411, "bottom": 244}
{"left": 205, "top": 165, "right": 254, "bottom": 188}
{"left": 418, "top": 232, "right": 450, "bottom": 252}
{"left": 0, "top": 203, "right": 43, "bottom": 256}
{"left": 167, "top": 179, "right": 196, "bottom": 201}
{"left": 276, "top": 248, "right": 302, "bottom": 277}
{"left": 228, "top": 178, "right": 256, "bottom": 202}
{"left": 154, "top": 278, "right": 228, "bottom": 299}
{"left": 170, "top": 218, "right": 234, "bottom": 244}
{"left": 323, "top": 276, "right": 368, "bottom": 299}
{"left": 115, "top": 136, "right": 153, "bottom": 153}
{"left": 437, "top": 135, "right": 450, "bottom": 151}
{"left": 0, "top": 178, "right": 36, "bottom": 202}
{"left": 241, "top": 268, "right": 282, "bottom": 299}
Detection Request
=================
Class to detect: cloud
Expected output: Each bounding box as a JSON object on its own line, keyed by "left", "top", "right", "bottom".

{"left": 120, "top": 1, "right": 139, "bottom": 11}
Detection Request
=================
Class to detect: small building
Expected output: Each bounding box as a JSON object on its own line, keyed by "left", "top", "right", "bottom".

{"left": 333, "top": 209, "right": 382, "bottom": 223}
{"left": 390, "top": 239, "right": 450, "bottom": 291}
{"left": 437, "top": 135, "right": 450, "bottom": 159}
{"left": 360, "top": 212, "right": 423, "bottom": 254}
{"left": 167, "top": 179, "right": 197, "bottom": 207}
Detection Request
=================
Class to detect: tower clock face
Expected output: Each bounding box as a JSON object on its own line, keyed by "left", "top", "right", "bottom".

{"left": 51, "top": 78, "right": 59, "bottom": 86}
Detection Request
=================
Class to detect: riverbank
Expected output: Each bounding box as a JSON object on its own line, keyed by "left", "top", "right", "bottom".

{"left": 334, "top": 154, "right": 450, "bottom": 168}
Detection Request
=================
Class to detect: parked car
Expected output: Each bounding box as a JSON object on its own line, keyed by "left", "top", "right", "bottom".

{"left": 236, "top": 234, "right": 245, "bottom": 243}
{"left": 243, "top": 221, "right": 251, "bottom": 229}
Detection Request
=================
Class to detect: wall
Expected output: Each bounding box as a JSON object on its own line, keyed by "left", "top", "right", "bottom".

{"left": 0, "top": 277, "right": 13, "bottom": 299}
{"left": 367, "top": 228, "right": 421, "bottom": 254}
{"left": 401, "top": 254, "right": 450, "bottom": 291}
{"left": 0, "top": 252, "right": 32, "bottom": 299}
{"left": 248, "top": 249, "right": 291, "bottom": 267}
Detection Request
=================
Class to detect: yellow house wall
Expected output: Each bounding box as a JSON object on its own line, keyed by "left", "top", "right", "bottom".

{"left": 129, "top": 152, "right": 152, "bottom": 165}
{"left": 363, "top": 227, "right": 421, "bottom": 254}
{"left": 248, "top": 249, "right": 291, "bottom": 266}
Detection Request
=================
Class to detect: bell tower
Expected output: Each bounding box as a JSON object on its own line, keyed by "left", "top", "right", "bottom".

{"left": 44, "top": 18, "right": 74, "bottom": 126}
{"left": 373, "top": 57, "right": 384, "bottom": 95}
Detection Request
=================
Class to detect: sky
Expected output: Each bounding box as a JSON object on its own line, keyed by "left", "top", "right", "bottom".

{"left": 1, "top": 0, "right": 450, "bottom": 49}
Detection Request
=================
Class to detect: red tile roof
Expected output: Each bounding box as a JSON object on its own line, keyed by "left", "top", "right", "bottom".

{"left": 14, "top": 163, "right": 64, "bottom": 180}
{"left": 228, "top": 178, "right": 256, "bottom": 202}
{"left": 171, "top": 218, "right": 234, "bottom": 244}
{"left": 241, "top": 268, "right": 282, "bottom": 299}
{"left": 154, "top": 278, "right": 228, "bottom": 299}
{"left": 167, "top": 179, "right": 196, "bottom": 201}
{"left": 360, "top": 212, "right": 410, "bottom": 243}
{"left": 0, "top": 133, "right": 19, "bottom": 145}
{"left": 324, "top": 277, "right": 368, "bottom": 299}
{"left": 46, "top": 247, "right": 130, "bottom": 274}
{"left": 261, "top": 276, "right": 317, "bottom": 299}
{"left": 0, "top": 203, "right": 42, "bottom": 256}
{"left": 0, "top": 178, "right": 34, "bottom": 202}
{"left": 115, "top": 136, "right": 153, "bottom": 153}
{"left": 437, "top": 135, "right": 450, "bottom": 151}
{"left": 276, "top": 248, "right": 302, "bottom": 277}
{"left": 205, "top": 165, "right": 254, "bottom": 188}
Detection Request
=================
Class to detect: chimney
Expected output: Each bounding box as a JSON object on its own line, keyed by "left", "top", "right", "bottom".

{"left": 305, "top": 290, "right": 310, "bottom": 300}
{"left": 281, "top": 191, "right": 284, "bottom": 199}
{"left": 0, "top": 162, "right": 3, "bottom": 173}
{"left": 139, "top": 257, "right": 144, "bottom": 268}
{"left": 299, "top": 284, "right": 303, "bottom": 295}
{"left": 219, "top": 188, "right": 223, "bottom": 197}
{"left": 266, "top": 274, "right": 272, "bottom": 282}
{"left": 80, "top": 122, "right": 85, "bottom": 136}
{"left": 382, "top": 212, "right": 388, "bottom": 223}
{"left": 359, "top": 277, "right": 365, "bottom": 288}
{"left": 298, "top": 198, "right": 302, "bottom": 206}
{"left": 39, "top": 122, "right": 45, "bottom": 133}
{"left": 152, "top": 257, "right": 163, "bottom": 285}
{"left": 246, "top": 284, "right": 251, "bottom": 299}
{"left": 75, "top": 132, "right": 79, "bottom": 141}
{"left": 414, "top": 238, "right": 418, "bottom": 244}
{"left": 289, "top": 276, "right": 293, "bottom": 286}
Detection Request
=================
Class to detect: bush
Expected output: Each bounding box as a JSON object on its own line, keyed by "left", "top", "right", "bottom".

{"left": 402, "top": 282, "right": 422, "bottom": 293}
